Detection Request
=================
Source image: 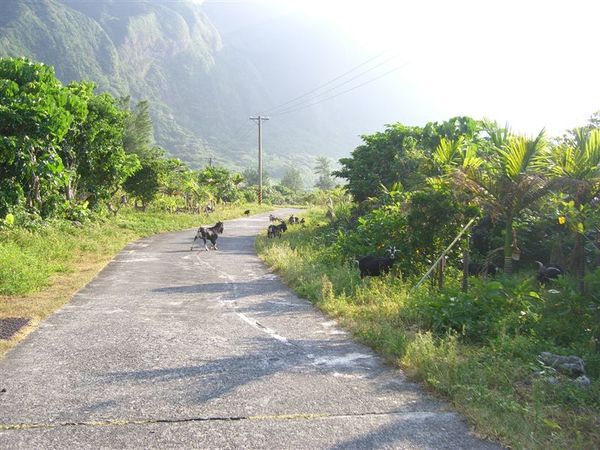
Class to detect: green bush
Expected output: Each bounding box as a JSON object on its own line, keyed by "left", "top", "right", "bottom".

{"left": 335, "top": 188, "right": 475, "bottom": 277}
{"left": 409, "top": 276, "right": 543, "bottom": 342}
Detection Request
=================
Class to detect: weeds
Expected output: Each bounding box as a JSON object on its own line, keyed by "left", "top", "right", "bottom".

{"left": 257, "top": 208, "right": 600, "bottom": 449}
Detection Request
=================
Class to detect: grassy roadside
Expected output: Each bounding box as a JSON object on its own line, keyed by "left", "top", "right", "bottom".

{"left": 256, "top": 208, "right": 600, "bottom": 450}
{"left": 0, "top": 204, "right": 271, "bottom": 357}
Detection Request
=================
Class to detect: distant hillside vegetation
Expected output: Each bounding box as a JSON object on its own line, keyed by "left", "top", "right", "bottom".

{"left": 0, "top": 0, "right": 369, "bottom": 180}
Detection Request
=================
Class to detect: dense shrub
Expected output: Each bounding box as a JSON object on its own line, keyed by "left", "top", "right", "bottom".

{"left": 335, "top": 188, "right": 476, "bottom": 277}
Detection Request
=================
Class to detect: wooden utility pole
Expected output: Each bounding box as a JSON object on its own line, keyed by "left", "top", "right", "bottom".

{"left": 250, "top": 115, "right": 269, "bottom": 205}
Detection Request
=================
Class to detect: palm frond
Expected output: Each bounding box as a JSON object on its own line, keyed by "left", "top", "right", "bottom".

{"left": 433, "top": 137, "right": 464, "bottom": 168}
{"left": 499, "top": 129, "right": 546, "bottom": 178}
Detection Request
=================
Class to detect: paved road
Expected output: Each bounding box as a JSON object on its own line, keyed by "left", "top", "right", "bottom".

{"left": 0, "top": 210, "right": 501, "bottom": 449}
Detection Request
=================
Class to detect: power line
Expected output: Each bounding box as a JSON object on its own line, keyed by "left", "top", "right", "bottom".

{"left": 262, "top": 51, "right": 393, "bottom": 115}
{"left": 266, "top": 54, "right": 399, "bottom": 115}
{"left": 271, "top": 62, "right": 411, "bottom": 117}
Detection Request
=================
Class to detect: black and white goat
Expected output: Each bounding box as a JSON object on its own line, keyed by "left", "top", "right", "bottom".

{"left": 287, "top": 215, "right": 305, "bottom": 225}
{"left": 191, "top": 221, "right": 224, "bottom": 251}
{"left": 358, "top": 247, "right": 398, "bottom": 278}
{"left": 267, "top": 221, "right": 287, "bottom": 238}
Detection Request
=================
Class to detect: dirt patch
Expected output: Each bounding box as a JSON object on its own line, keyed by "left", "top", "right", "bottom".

{"left": 0, "top": 318, "right": 30, "bottom": 340}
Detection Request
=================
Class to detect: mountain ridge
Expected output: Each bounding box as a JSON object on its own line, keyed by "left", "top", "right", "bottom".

{"left": 0, "top": 0, "right": 372, "bottom": 179}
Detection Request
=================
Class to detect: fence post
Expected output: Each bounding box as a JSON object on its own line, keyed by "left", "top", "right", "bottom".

{"left": 462, "top": 235, "right": 470, "bottom": 292}
{"left": 413, "top": 217, "right": 477, "bottom": 291}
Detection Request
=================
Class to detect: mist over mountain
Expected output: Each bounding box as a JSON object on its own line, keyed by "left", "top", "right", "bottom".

{"left": 0, "top": 0, "right": 403, "bottom": 179}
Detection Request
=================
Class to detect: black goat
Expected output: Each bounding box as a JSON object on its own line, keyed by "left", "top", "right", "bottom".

{"left": 536, "top": 261, "right": 563, "bottom": 283}
{"left": 267, "top": 222, "right": 287, "bottom": 238}
{"left": 358, "top": 247, "right": 398, "bottom": 278}
{"left": 244, "top": 209, "right": 251, "bottom": 216}
{"left": 191, "top": 221, "right": 224, "bottom": 251}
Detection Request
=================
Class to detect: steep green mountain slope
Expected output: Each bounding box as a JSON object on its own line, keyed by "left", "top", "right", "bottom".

{"left": 0, "top": 0, "right": 370, "bottom": 180}
{"left": 0, "top": 0, "right": 125, "bottom": 93}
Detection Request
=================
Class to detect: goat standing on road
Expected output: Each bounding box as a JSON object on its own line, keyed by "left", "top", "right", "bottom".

{"left": 191, "top": 221, "right": 224, "bottom": 251}
{"left": 358, "top": 247, "right": 398, "bottom": 278}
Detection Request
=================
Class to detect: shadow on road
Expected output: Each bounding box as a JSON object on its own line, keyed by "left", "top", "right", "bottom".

{"left": 102, "top": 336, "right": 420, "bottom": 407}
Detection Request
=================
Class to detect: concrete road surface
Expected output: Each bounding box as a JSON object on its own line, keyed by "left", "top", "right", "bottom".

{"left": 0, "top": 210, "right": 501, "bottom": 449}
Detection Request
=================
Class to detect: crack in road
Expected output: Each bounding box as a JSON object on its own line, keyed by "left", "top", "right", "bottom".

{"left": 0, "top": 411, "right": 455, "bottom": 431}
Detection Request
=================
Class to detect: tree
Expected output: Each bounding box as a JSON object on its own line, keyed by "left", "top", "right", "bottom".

{"left": 547, "top": 127, "right": 600, "bottom": 292}
{"left": 242, "top": 167, "right": 271, "bottom": 187}
{"left": 280, "top": 166, "right": 304, "bottom": 192}
{"left": 63, "top": 91, "right": 139, "bottom": 208}
{"left": 123, "top": 147, "right": 166, "bottom": 210}
{"left": 314, "top": 156, "right": 336, "bottom": 190}
{"left": 0, "top": 58, "right": 85, "bottom": 215}
{"left": 455, "top": 126, "right": 550, "bottom": 275}
{"left": 335, "top": 124, "right": 426, "bottom": 200}
{"left": 197, "top": 166, "right": 242, "bottom": 203}
{"left": 122, "top": 98, "right": 154, "bottom": 157}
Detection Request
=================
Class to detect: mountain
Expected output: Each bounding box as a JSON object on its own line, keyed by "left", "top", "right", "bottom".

{"left": 0, "top": 0, "right": 386, "bottom": 180}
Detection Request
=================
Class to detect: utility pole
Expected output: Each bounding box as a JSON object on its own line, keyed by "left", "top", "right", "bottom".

{"left": 249, "top": 115, "right": 269, "bottom": 205}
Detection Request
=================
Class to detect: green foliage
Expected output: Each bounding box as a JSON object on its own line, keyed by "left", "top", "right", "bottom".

{"left": 242, "top": 167, "right": 271, "bottom": 187}
{"left": 197, "top": 166, "right": 243, "bottom": 203}
{"left": 313, "top": 156, "right": 336, "bottom": 190}
{"left": 335, "top": 123, "right": 424, "bottom": 201}
{"left": 0, "top": 57, "right": 143, "bottom": 218}
{"left": 123, "top": 152, "right": 164, "bottom": 209}
{"left": 122, "top": 98, "right": 154, "bottom": 157}
{"left": 258, "top": 208, "right": 600, "bottom": 449}
{"left": 335, "top": 118, "right": 483, "bottom": 202}
{"left": 336, "top": 188, "right": 475, "bottom": 277}
{"left": 69, "top": 92, "right": 140, "bottom": 206}
{"left": 0, "top": 57, "right": 82, "bottom": 215}
{"left": 280, "top": 166, "right": 304, "bottom": 192}
{"left": 409, "top": 277, "right": 543, "bottom": 342}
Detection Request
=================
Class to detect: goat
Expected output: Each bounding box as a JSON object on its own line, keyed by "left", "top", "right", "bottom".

{"left": 267, "top": 222, "right": 287, "bottom": 238}
{"left": 244, "top": 209, "right": 251, "bottom": 216}
{"left": 203, "top": 203, "right": 215, "bottom": 214}
{"left": 269, "top": 214, "right": 284, "bottom": 222}
{"left": 288, "top": 215, "right": 304, "bottom": 225}
{"left": 191, "top": 221, "right": 224, "bottom": 251}
{"left": 358, "top": 247, "right": 398, "bottom": 278}
{"left": 536, "top": 261, "right": 563, "bottom": 284}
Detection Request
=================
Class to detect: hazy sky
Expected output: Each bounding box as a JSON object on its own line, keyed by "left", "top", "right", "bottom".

{"left": 226, "top": 0, "right": 600, "bottom": 137}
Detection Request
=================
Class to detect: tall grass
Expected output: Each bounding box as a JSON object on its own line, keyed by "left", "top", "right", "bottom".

{"left": 256, "top": 209, "right": 600, "bottom": 449}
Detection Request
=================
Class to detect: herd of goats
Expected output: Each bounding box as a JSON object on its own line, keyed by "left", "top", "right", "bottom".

{"left": 189, "top": 212, "right": 563, "bottom": 284}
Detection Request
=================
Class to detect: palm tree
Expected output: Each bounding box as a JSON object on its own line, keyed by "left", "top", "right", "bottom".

{"left": 455, "top": 126, "right": 550, "bottom": 275}
{"left": 547, "top": 127, "right": 600, "bottom": 292}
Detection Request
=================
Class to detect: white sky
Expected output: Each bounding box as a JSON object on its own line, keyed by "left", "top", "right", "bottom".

{"left": 255, "top": 0, "right": 600, "bottom": 136}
